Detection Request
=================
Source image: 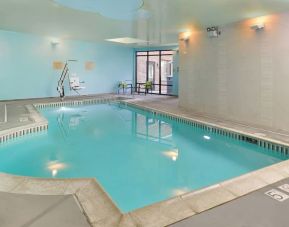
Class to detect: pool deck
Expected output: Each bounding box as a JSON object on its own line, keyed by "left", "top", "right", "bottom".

{"left": 171, "top": 177, "right": 289, "bottom": 227}
{"left": 0, "top": 191, "right": 90, "bottom": 227}
{"left": 125, "top": 95, "right": 289, "bottom": 146}
{"left": 1, "top": 94, "right": 289, "bottom": 226}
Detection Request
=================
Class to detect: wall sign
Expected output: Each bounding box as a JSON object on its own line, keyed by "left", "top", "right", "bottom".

{"left": 53, "top": 61, "right": 64, "bottom": 70}
{"left": 85, "top": 61, "right": 95, "bottom": 71}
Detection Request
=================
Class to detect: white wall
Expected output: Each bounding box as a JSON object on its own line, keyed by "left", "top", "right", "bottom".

{"left": 179, "top": 12, "right": 289, "bottom": 132}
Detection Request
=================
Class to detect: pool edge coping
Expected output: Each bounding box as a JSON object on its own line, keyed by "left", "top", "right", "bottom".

{"left": 0, "top": 95, "right": 289, "bottom": 226}
{"left": 0, "top": 104, "right": 48, "bottom": 143}
{"left": 123, "top": 100, "right": 289, "bottom": 150}
{"left": 1, "top": 160, "right": 289, "bottom": 227}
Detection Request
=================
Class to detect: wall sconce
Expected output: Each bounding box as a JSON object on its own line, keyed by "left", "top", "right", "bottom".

{"left": 179, "top": 32, "right": 191, "bottom": 42}
{"left": 179, "top": 31, "right": 191, "bottom": 54}
{"left": 250, "top": 23, "right": 265, "bottom": 31}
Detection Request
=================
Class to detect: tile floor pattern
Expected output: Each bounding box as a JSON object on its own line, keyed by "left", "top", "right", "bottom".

{"left": 0, "top": 104, "right": 35, "bottom": 131}
{"left": 0, "top": 192, "right": 90, "bottom": 227}
{"left": 171, "top": 178, "right": 289, "bottom": 227}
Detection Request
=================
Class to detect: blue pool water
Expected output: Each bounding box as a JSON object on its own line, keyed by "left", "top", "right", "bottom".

{"left": 0, "top": 103, "right": 287, "bottom": 212}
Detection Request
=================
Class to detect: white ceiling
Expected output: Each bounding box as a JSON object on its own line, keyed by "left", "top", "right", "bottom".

{"left": 0, "top": 0, "right": 289, "bottom": 46}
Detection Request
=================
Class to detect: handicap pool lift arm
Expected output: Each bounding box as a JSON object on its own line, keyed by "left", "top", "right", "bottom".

{"left": 57, "top": 59, "right": 77, "bottom": 100}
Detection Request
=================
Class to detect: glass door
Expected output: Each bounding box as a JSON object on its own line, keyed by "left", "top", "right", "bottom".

{"left": 148, "top": 51, "right": 160, "bottom": 94}
{"left": 160, "top": 51, "right": 174, "bottom": 95}
{"left": 135, "top": 50, "right": 175, "bottom": 95}
{"left": 136, "top": 51, "right": 148, "bottom": 93}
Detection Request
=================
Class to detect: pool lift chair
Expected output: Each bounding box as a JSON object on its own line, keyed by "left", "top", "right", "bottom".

{"left": 57, "top": 60, "right": 85, "bottom": 100}
{"left": 69, "top": 75, "right": 86, "bottom": 95}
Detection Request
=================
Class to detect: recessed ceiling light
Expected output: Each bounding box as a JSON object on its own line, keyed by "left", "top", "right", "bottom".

{"left": 106, "top": 37, "right": 148, "bottom": 44}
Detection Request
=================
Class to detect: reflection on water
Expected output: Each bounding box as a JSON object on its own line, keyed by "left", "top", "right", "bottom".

{"left": 69, "top": 114, "right": 84, "bottom": 128}
{"left": 47, "top": 161, "right": 67, "bottom": 178}
{"left": 203, "top": 135, "right": 211, "bottom": 140}
{"left": 57, "top": 112, "right": 85, "bottom": 139}
{"left": 162, "top": 149, "right": 179, "bottom": 161}
{"left": 135, "top": 113, "right": 173, "bottom": 145}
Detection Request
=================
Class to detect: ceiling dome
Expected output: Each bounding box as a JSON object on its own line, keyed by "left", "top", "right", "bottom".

{"left": 54, "top": 0, "right": 146, "bottom": 20}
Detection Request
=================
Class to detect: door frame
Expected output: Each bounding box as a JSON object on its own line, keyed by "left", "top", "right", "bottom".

{"left": 135, "top": 50, "right": 174, "bottom": 95}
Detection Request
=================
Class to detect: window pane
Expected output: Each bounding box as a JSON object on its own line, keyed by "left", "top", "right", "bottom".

{"left": 161, "top": 54, "right": 174, "bottom": 95}
{"left": 148, "top": 55, "right": 160, "bottom": 94}
{"left": 135, "top": 49, "right": 175, "bottom": 95}
{"left": 137, "top": 51, "right": 147, "bottom": 56}
{"left": 136, "top": 56, "right": 147, "bottom": 84}
{"left": 148, "top": 51, "right": 160, "bottom": 56}
{"left": 161, "top": 50, "right": 175, "bottom": 55}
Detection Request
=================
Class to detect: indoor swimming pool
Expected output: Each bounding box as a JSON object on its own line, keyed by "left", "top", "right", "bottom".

{"left": 0, "top": 102, "right": 287, "bottom": 212}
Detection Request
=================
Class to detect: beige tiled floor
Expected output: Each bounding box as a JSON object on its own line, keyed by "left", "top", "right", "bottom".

{"left": 171, "top": 177, "right": 289, "bottom": 227}
{"left": 0, "top": 104, "right": 34, "bottom": 131}
{"left": 0, "top": 192, "right": 90, "bottom": 227}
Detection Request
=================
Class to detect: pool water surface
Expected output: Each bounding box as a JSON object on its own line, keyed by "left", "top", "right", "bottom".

{"left": 0, "top": 103, "right": 286, "bottom": 212}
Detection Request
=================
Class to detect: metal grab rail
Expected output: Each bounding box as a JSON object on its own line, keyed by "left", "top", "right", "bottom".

{"left": 117, "top": 82, "right": 174, "bottom": 95}
{"left": 136, "top": 82, "right": 173, "bottom": 86}
{"left": 117, "top": 84, "right": 134, "bottom": 95}
{"left": 135, "top": 82, "right": 173, "bottom": 95}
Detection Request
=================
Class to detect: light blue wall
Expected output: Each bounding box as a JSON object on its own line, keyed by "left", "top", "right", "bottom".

{"left": 0, "top": 30, "right": 134, "bottom": 100}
